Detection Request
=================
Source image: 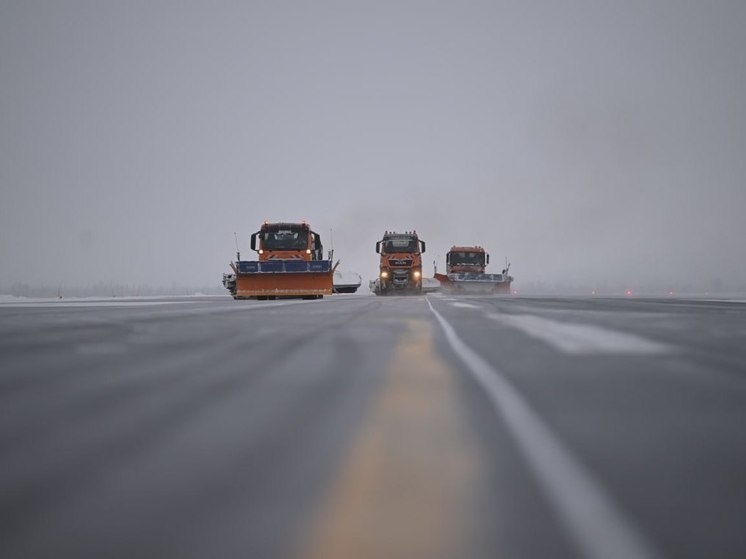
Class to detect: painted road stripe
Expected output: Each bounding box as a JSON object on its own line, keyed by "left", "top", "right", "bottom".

{"left": 487, "top": 312, "right": 671, "bottom": 355}
{"left": 450, "top": 302, "right": 480, "bottom": 309}
{"left": 299, "top": 319, "right": 485, "bottom": 559}
{"left": 427, "top": 299, "right": 662, "bottom": 559}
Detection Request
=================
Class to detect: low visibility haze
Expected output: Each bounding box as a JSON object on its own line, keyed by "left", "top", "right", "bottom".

{"left": 2, "top": 1, "right": 745, "bottom": 293}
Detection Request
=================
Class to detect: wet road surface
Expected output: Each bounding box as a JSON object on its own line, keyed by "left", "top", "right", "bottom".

{"left": 1, "top": 293, "right": 746, "bottom": 558}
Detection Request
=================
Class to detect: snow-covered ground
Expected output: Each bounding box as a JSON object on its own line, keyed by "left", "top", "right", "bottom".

{"left": 0, "top": 294, "right": 228, "bottom": 307}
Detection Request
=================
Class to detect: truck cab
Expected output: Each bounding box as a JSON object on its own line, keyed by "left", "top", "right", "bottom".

{"left": 250, "top": 222, "right": 323, "bottom": 261}
{"left": 446, "top": 246, "right": 488, "bottom": 274}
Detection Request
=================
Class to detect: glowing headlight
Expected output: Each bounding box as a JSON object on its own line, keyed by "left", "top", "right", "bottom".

{"left": 380, "top": 271, "right": 389, "bottom": 278}
{"left": 306, "top": 249, "right": 311, "bottom": 254}
{"left": 258, "top": 249, "right": 264, "bottom": 254}
{"left": 413, "top": 270, "right": 421, "bottom": 278}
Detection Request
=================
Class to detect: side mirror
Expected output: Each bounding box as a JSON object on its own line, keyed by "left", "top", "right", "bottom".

{"left": 375, "top": 241, "right": 381, "bottom": 254}
{"left": 486, "top": 253, "right": 490, "bottom": 264}
{"left": 446, "top": 253, "right": 450, "bottom": 265}
{"left": 250, "top": 233, "right": 257, "bottom": 251}
{"left": 420, "top": 240, "right": 426, "bottom": 253}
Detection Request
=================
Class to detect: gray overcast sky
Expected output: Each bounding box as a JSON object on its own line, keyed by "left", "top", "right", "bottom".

{"left": 1, "top": 1, "right": 745, "bottom": 292}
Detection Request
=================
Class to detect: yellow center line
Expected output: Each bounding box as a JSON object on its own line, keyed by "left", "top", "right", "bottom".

{"left": 297, "top": 319, "right": 486, "bottom": 559}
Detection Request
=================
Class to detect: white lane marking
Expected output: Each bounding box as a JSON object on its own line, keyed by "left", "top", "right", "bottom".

{"left": 487, "top": 313, "right": 671, "bottom": 355}
{"left": 450, "top": 302, "right": 480, "bottom": 309}
{"left": 427, "top": 299, "right": 662, "bottom": 559}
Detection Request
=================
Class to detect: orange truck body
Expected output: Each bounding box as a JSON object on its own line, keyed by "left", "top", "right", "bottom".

{"left": 229, "top": 222, "right": 333, "bottom": 299}
{"left": 434, "top": 246, "right": 513, "bottom": 294}
{"left": 374, "top": 231, "right": 426, "bottom": 295}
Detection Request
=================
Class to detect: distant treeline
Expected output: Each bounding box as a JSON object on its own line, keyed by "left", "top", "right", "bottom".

{"left": 2, "top": 282, "right": 225, "bottom": 298}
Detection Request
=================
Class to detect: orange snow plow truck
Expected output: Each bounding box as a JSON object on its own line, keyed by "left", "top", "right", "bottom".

{"left": 434, "top": 246, "right": 513, "bottom": 294}
{"left": 374, "top": 230, "right": 426, "bottom": 295}
{"left": 224, "top": 221, "right": 334, "bottom": 300}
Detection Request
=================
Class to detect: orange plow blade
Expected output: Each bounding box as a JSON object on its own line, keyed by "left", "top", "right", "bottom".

{"left": 232, "top": 260, "right": 333, "bottom": 299}
{"left": 434, "top": 272, "right": 512, "bottom": 294}
{"left": 235, "top": 272, "right": 333, "bottom": 298}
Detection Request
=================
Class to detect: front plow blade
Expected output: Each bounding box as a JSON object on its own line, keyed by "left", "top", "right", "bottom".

{"left": 232, "top": 260, "right": 334, "bottom": 299}
{"left": 435, "top": 272, "right": 512, "bottom": 294}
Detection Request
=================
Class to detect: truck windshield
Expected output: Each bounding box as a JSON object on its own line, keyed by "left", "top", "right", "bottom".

{"left": 383, "top": 238, "right": 418, "bottom": 253}
{"left": 451, "top": 252, "right": 484, "bottom": 266}
{"left": 262, "top": 231, "right": 308, "bottom": 251}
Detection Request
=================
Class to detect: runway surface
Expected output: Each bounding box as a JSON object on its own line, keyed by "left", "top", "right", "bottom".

{"left": 1, "top": 293, "right": 745, "bottom": 558}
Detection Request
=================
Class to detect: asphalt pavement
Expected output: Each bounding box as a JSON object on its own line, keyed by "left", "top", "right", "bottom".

{"left": 1, "top": 293, "right": 745, "bottom": 558}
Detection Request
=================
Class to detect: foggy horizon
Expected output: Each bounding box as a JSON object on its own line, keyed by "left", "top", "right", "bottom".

{"left": 2, "top": 2, "right": 745, "bottom": 295}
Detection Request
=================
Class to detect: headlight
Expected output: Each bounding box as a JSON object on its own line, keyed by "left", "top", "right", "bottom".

{"left": 306, "top": 249, "right": 311, "bottom": 254}
{"left": 413, "top": 270, "right": 421, "bottom": 278}
{"left": 258, "top": 249, "right": 264, "bottom": 254}
{"left": 380, "top": 270, "right": 389, "bottom": 278}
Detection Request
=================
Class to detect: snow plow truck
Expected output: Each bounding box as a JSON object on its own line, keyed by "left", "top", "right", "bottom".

{"left": 434, "top": 246, "right": 513, "bottom": 294}
{"left": 374, "top": 230, "right": 426, "bottom": 295}
{"left": 223, "top": 221, "right": 334, "bottom": 299}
